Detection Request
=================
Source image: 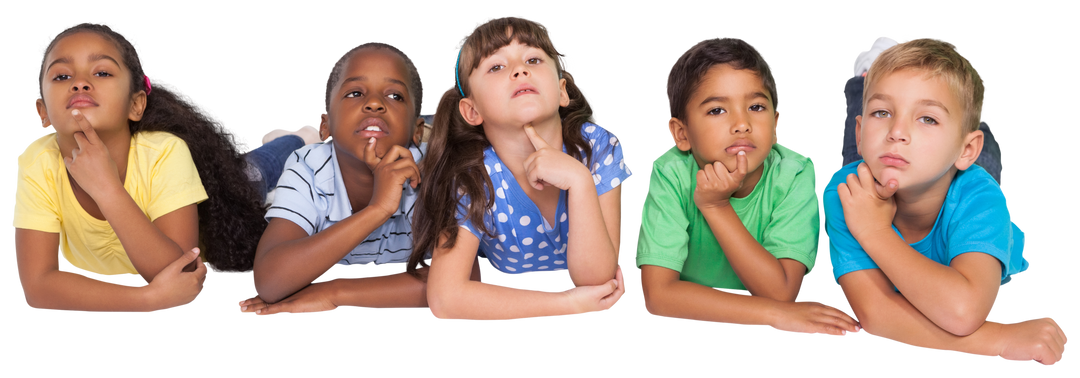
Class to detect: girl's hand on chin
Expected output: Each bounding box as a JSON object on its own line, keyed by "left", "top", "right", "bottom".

{"left": 522, "top": 125, "right": 591, "bottom": 191}
{"left": 63, "top": 109, "right": 123, "bottom": 199}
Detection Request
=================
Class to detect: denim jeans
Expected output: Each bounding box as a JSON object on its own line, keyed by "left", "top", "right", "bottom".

{"left": 244, "top": 135, "right": 305, "bottom": 200}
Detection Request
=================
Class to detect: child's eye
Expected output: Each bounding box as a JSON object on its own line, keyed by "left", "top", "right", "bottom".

{"left": 871, "top": 110, "right": 891, "bottom": 118}
{"left": 94, "top": 71, "right": 112, "bottom": 77}
{"left": 526, "top": 57, "right": 541, "bottom": 64}
{"left": 387, "top": 93, "right": 404, "bottom": 101}
{"left": 52, "top": 74, "right": 71, "bottom": 81}
{"left": 749, "top": 104, "right": 766, "bottom": 112}
{"left": 345, "top": 91, "right": 363, "bottom": 98}
{"left": 919, "top": 116, "right": 938, "bottom": 125}
{"left": 707, "top": 107, "right": 726, "bottom": 115}
{"left": 488, "top": 64, "right": 505, "bottom": 73}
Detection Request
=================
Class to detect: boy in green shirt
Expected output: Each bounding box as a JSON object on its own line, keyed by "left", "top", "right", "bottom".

{"left": 636, "top": 38, "right": 859, "bottom": 335}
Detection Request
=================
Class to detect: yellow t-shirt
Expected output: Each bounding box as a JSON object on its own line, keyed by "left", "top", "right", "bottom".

{"left": 14, "top": 131, "right": 208, "bottom": 275}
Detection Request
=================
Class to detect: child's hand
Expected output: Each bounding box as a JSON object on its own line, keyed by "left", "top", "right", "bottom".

{"left": 693, "top": 151, "right": 748, "bottom": 209}
{"left": 836, "top": 163, "right": 898, "bottom": 242}
{"left": 563, "top": 266, "right": 624, "bottom": 313}
{"left": 363, "top": 137, "right": 421, "bottom": 218}
{"left": 244, "top": 281, "right": 340, "bottom": 315}
{"left": 523, "top": 125, "right": 591, "bottom": 191}
{"left": 997, "top": 318, "right": 1067, "bottom": 365}
{"left": 147, "top": 247, "right": 207, "bottom": 309}
{"left": 63, "top": 109, "right": 122, "bottom": 199}
{"left": 770, "top": 301, "right": 861, "bottom": 335}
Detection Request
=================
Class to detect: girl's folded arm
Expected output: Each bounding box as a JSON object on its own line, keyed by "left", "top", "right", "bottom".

{"left": 565, "top": 179, "right": 620, "bottom": 287}
{"left": 98, "top": 192, "right": 198, "bottom": 283}
{"left": 427, "top": 230, "right": 621, "bottom": 319}
{"left": 15, "top": 227, "right": 159, "bottom": 313}
{"left": 253, "top": 207, "right": 394, "bottom": 303}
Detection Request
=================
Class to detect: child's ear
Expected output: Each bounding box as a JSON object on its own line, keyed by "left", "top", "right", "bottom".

{"left": 559, "top": 77, "right": 569, "bottom": 107}
{"left": 128, "top": 90, "right": 147, "bottom": 122}
{"left": 773, "top": 111, "right": 780, "bottom": 144}
{"left": 413, "top": 117, "right": 427, "bottom": 145}
{"left": 669, "top": 117, "right": 691, "bottom": 152}
{"left": 954, "top": 129, "right": 984, "bottom": 171}
{"left": 459, "top": 98, "right": 484, "bottom": 126}
{"left": 36, "top": 99, "right": 51, "bottom": 128}
{"left": 855, "top": 115, "right": 863, "bottom": 157}
{"left": 319, "top": 114, "right": 331, "bottom": 140}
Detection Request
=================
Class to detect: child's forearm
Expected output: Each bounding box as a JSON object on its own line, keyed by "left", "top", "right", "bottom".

{"left": 95, "top": 186, "right": 193, "bottom": 282}
{"left": 857, "top": 230, "right": 1001, "bottom": 335}
{"left": 565, "top": 178, "right": 618, "bottom": 287}
{"left": 699, "top": 205, "right": 801, "bottom": 301}
{"left": 23, "top": 269, "right": 169, "bottom": 311}
{"left": 840, "top": 268, "right": 1003, "bottom": 355}
{"left": 641, "top": 265, "right": 786, "bottom": 325}
{"left": 254, "top": 206, "right": 394, "bottom": 303}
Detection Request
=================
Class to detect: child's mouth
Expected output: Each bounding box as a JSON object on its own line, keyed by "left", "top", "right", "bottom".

{"left": 66, "top": 94, "right": 98, "bottom": 109}
{"left": 512, "top": 84, "right": 538, "bottom": 98}
{"left": 725, "top": 141, "right": 756, "bottom": 154}
{"left": 357, "top": 117, "right": 389, "bottom": 138}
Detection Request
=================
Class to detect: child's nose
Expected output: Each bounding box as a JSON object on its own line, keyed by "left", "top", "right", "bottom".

{"left": 512, "top": 66, "right": 530, "bottom": 78}
{"left": 730, "top": 112, "right": 751, "bottom": 134}
{"left": 364, "top": 98, "right": 385, "bottom": 112}
{"left": 887, "top": 121, "right": 911, "bottom": 143}
{"left": 70, "top": 77, "right": 91, "bottom": 92}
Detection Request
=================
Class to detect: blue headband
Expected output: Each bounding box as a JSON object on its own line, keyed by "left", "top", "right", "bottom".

{"left": 455, "top": 48, "right": 465, "bottom": 97}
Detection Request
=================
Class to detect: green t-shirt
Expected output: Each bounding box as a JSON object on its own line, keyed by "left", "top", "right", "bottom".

{"left": 635, "top": 144, "right": 819, "bottom": 290}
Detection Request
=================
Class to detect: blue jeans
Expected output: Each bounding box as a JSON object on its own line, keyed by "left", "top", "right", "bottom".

{"left": 244, "top": 135, "right": 305, "bottom": 200}
{"left": 843, "top": 76, "right": 1002, "bottom": 183}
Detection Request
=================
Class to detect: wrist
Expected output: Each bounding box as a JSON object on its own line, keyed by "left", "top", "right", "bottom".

{"left": 358, "top": 203, "right": 395, "bottom": 222}
{"left": 140, "top": 284, "right": 164, "bottom": 311}
{"left": 957, "top": 321, "right": 1006, "bottom": 357}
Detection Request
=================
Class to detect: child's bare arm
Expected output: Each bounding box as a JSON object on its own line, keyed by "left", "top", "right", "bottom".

{"left": 16, "top": 228, "right": 206, "bottom": 311}
{"left": 839, "top": 163, "right": 1001, "bottom": 335}
{"left": 840, "top": 268, "right": 1066, "bottom": 364}
{"left": 695, "top": 152, "right": 804, "bottom": 301}
{"left": 427, "top": 231, "right": 623, "bottom": 319}
{"left": 253, "top": 211, "right": 395, "bottom": 304}
{"left": 641, "top": 265, "right": 858, "bottom": 334}
{"left": 65, "top": 111, "right": 195, "bottom": 281}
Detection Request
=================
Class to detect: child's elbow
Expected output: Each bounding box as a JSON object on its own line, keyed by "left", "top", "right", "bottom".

{"left": 935, "top": 307, "right": 987, "bottom": 337}
{"left": 426, "top": 286, "right": 458, "bottom": 319}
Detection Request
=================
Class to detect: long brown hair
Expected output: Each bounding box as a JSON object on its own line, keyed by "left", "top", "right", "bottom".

{"left": 408, "top": 17, "right": 594, "bottom": 275}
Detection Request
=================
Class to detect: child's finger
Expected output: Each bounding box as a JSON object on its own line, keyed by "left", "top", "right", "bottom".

{"left": 239, "top": 296, "right": 265, "bottom": 312}
{"left": 524, "top": 125, "right": 550, "bottom": 151}
{"left": 167, "top": 247, "right": 202, "bottom": 272}
{"left": 875, "top": 178, "right": 899, "bottom": 199}
{"left": 362, "top": 137, "right": 380, "bottom": 168}
{"left": 70, "top": 109, "right": 100, "bottom": 145}
{"left": 257, "top": 301, "right": 289, "bottom": 315}
{"left": 733, "top": 150, "right": 748, "bottom": 178}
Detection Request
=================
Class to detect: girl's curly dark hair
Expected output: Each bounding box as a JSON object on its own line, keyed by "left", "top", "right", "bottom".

{"left": 39, "top": 23, "right": 264, "bottom": 271}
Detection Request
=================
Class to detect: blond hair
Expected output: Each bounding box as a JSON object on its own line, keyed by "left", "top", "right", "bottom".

{"left": 864, "top": 39, "right": 984, "bottom": 133}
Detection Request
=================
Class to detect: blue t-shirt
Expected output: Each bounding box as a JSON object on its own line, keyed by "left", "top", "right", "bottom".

{"left": 459, "top": 123, "right": 631, "bottom": 273}
{"left": 824, "top": 161, "right": 1027, "bottom": 283}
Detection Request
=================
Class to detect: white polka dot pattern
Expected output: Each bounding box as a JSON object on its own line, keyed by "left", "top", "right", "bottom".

{"left": 455, "top": 123, "right": 631, "bottom": 274}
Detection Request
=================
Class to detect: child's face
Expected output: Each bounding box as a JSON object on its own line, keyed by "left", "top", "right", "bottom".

{"left": 857, "top": 69, "right": 969, "bottom": 190}
{"left": 462, "top": 40, "right": 569, "bottom": 128}
{"left": 670, "top": 64, "right": 777, "bottom": 173}
{"left": 322, "top": 49, "right": 417, "bottom": 162}
{"left": 36, "top": 32, "right": 143, "bottom": 136}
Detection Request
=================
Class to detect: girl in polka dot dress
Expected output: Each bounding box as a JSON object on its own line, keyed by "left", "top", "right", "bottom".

{"left": 408, "top": 17, "right": 631, "bottom": 319}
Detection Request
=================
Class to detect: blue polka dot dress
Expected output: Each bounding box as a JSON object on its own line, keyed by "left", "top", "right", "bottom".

{"left": 458, "top": 123, "right": 631, "bottom": 273}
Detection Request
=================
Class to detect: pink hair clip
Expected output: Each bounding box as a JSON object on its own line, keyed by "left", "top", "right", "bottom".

{"left": 143, "top": 75, "right": 152, "bottom": 95}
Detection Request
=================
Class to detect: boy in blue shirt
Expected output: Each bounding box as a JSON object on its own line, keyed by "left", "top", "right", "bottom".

{"left": 826, "top": 39, "right": 1066, "bottom": 363}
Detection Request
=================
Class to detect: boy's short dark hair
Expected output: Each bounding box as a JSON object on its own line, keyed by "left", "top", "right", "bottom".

{"left": 325, "top": 43, "right": 423, "bottom": 117}
{"left": 667, "top": 38, "right": 777, "bottom": 121}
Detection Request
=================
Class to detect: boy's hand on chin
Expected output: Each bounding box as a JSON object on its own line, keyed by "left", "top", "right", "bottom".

{"left": 837, "top": 163, "right": 898, "bottom": 242}
{"left": 694, "top": 151, "right": 748, "bottom": 210}
{"left": 363, "top": 137, "right": 421, "bottom": 218}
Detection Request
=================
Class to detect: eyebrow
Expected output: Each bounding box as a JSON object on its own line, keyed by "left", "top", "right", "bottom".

{"left": 867, "top": 93, "right": 951, "bottom": 114}
{"left": 45, "top": 54, "right": 121, "bottom": 73}
{"left": 698, "top": 91, "right": 770, "bottom": 106}
{"left": 340, "top": 76, "right": 407, "bottom": 87}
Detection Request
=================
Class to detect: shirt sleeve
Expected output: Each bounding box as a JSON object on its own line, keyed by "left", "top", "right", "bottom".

{"left": 760, "top": 159, "right": 819, "bottom": 273}
{"left": 13, "top": 149, "right": 62, "bottom": 233}
{"left": 824, "top": 166, "right": 879, "bottom": 283}
{"left": 947, "top": 173, "right": 1027, "bottom": 283}
{"left": 456, "top": 192, "right": 484, "bottom": 240}
{"left": 635, "top": 160, "right": 691, "bottom": 272}
{"left": 584, "top": 124, "right": 632, "bottom": 196}
{"left": 265, "top": 154, "right": 321, "bottom": 235}
{"left": 146, "top": 137, "right": 208, "bottom": 221}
